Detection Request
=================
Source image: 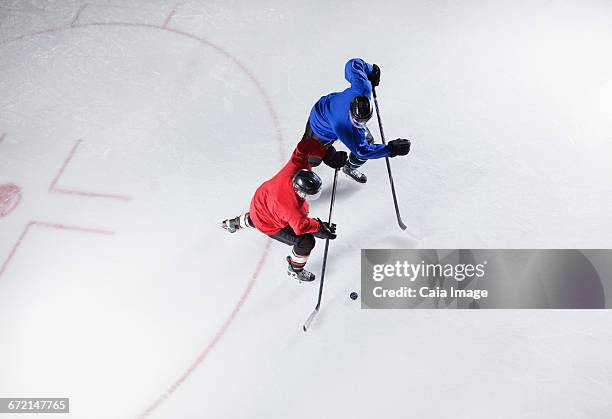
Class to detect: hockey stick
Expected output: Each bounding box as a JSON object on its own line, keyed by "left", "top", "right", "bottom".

{"left": 303, "top": 167, "right": 340, "bottom": 332}
{"left": 371, "top": 85, "right": 408, "bottom": 231}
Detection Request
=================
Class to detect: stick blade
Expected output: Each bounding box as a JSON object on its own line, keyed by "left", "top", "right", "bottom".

{"left": 302, "top": 308, "right": 319, "bottom": 332}
{"left": 397, "top": 217, "right": 408, "bottom": 231}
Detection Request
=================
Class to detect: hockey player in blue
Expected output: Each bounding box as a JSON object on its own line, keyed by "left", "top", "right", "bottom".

{"left": 301, "top": 58, "right": 411, "bottom": 183}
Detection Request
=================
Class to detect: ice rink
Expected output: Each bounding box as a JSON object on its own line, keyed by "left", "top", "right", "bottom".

{"left": 1, "top": 1, "right": 612, "bottom": 418}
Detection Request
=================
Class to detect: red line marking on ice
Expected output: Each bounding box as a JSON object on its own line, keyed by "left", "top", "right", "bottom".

{"left": 162, "top": 4, "right": 179, "bottom": 28}
{"left": 50, "top": 187, "right": 130, "bottom": 200}
{"left": 50, "top": 139, "right": 131, "bottom": 201}
{"left": 138, "top": 239, "right": 272, "bottom": 419}
{"left": 71, "top": 4, "right": 88, "bottom": 27}
{"left": 33, "top": 221, "right": 114, "bottom": 235}
{"left": 0, "top": 19, "right": 287, "bottom": 417}
{"left": 0, "top": 223, "right": 33, "bottom": 279}
{"left": 49, "top": 140, "right": 80, "bottom": 191}
{"left": 0, "top": 220, "right": 113, "bottom": 278}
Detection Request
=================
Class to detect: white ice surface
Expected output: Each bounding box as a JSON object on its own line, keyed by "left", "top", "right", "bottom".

{"left": 1, "top": 1, "right": 612, "bottom": 418}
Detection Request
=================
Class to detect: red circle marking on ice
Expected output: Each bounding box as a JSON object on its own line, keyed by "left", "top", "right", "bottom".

{"left": 0, "top": 184, "right": 21, "bottom": 217}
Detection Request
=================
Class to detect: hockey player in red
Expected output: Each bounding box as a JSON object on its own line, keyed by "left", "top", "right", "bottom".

{"left": 221, "top": 137, "right": 347, "bottom": 282}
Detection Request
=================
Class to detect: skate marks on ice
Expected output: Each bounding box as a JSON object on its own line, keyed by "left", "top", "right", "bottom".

{"left": 138, "top": 240, "right": 272, "bottom": 419}
{"left": 0, "top": 6, "right": 287, "bottom": 417}
{"left": 314, "top": 174, "right": 362, "bottom": 202}
{"left": 312, "top": 174, "right": 422, "bottom": 241}
{"left": 49, "top": 139, "right": 132, "bottom": 200}
{"left": 0, "top": 221, "right": 114, "bottom": 278}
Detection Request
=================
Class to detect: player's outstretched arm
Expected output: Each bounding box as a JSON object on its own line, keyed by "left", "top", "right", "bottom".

{"left": 344, "top": 58, "right": 374, "bottom": 95}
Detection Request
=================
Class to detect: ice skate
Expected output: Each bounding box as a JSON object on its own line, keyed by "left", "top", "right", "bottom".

{"left": 286, "top": 256, "right": 316, "bottom": 282}
{"left": 221, "top": 216, "right": 240, "bottom": 233}
{"left": 342, "top": 164, "right": 367, "bottom": 184}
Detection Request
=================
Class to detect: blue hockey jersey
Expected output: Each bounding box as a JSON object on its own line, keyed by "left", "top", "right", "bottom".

{"left": 308, "top": 58, "right": 391, "bottom": 159}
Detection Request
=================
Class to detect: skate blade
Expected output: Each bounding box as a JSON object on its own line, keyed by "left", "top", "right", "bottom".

{"left": 220, "top": 221, "right": 236, "bottom": 233}
{"left": 288, "top": 274, "right": 315, "bottom": 283}
{"left": 342, "top": 171, "right": 367, "bottom": 184}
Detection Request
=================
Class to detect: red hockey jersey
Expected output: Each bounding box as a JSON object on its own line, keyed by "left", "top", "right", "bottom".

{"left": 249, "top": 138, "right": 326, "bottom": 235}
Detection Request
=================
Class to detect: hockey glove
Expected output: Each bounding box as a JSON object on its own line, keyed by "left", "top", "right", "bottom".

{"left": 323, "top": 147, "right": 348, "bottom": 170}
{"left": 314, "top": 219, "right": 337, "bottom": 240}
{"left": 388, "top": 138, "right": 411, "bottom": 157}
{"left": 368, "top": 64, "right": 381, "bottom": 87}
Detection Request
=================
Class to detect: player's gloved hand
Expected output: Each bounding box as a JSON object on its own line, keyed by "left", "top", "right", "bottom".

{"left": 388, "top": 138, "right": 411, "bottom": 157}
{"left": 369, "top": 64, "right": 381, "bottom": 87}
{"left": 323, "top": 147, "right": 348, "bottom": 169}
{"left": 314, "top": 219, "right": 337, "bottom": 240}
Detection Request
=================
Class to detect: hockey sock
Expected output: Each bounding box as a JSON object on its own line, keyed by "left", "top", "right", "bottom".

{"left": 346, "top": 153, "right": 367, "bottom": 170}
{"left": 288, "top": 249, "right": 309, "bottom": 272}
{"left": 241, "top": 212, "right": 255, "bottom": 228}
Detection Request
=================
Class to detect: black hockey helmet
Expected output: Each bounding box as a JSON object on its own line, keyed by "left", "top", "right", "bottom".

{"left": 293, "top": 169, "right": 322, "bottom": 200}
{"left": 349, "top": 95, "right": 373, "bottom": 128}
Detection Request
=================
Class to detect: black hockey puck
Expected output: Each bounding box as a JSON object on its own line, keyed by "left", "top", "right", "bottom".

{"left": 350, "top": 292, "right": 358, "bottom": 300}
